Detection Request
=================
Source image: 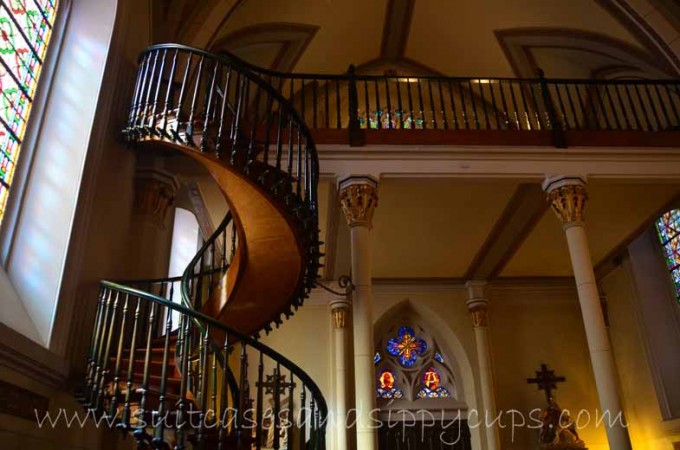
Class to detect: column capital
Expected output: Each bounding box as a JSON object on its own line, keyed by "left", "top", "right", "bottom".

{"left": 542, "top": 175, "right": 588, "bottom": 227}
{"left": 133, "top": 169, "right": 179, "bottom": 229}
{"left": 466, "top": 280, "right": 489, "bottom": 328}
{"left": 330, "top": 298, "right": 351, "bottom": 329}
{"left": 338, "top": 175, "right": 379, "bottom": 229}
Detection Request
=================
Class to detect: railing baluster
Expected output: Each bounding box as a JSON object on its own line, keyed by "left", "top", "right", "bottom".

{"left": 85, "top": 287, "right": 107, "bottom": 398}
{"left": 140, "top": 50, "right": 160, "bottom": 131}
{"left": 385, "top": 77, "right": 393, "bottom": 130}
{"left": 416, "top": 78, "right": 425, "bottom": 129}
{"left": 175, "top": 315, "right": 190, "bottom": 450}
{"left": 273, "top": 363, "right": 281, "bottom": 450}
{"left": 109, "top": 293, "right": 130, "bottom": 418}
{"left": 437, "top": 79, "right": 448, "bottom": 130}
{"left": 498, "top": 80, "right": 510, "bottom": 129}
{"left": 160, "top": 49, "right": 179, "bottom": 136}
{"left": 299, "top": 387, "right": 307, "bottom": 450}
{"left": 128, "top": 54, "right": 149, "bottom": 131}
{"left": 185, "top": 55, "right": 205, "bottom": 143}
{"left": 478, "top": 80, "right": 489, "bottom": 130}
{"left": 604, "top": 84, "right": 621, "bottom": 130}
{"left": 256, "top": 351, "right": 264, "bottom": 450}
{"left": 148, "top": 49, "right": 167, "bottom": 132}
{"left": 633, "top": 84, "right": 651, "bottom": 131}
{"left": 447, "top": 80, "right": 458, "bottom": 130}
{"left": 96, "top": 290, "right": 121, "bottom": 412}
{"left": 134, "top": 301, "right": 157, "bottom": 441}
{"left": 218, "top": 334, "right": 230, "bottom": 450}
{"left": 427, "top": 79, "right": 437, "bottom": 130}
{"left": 335, "top": 79, "right": 341, "bottom": 128}
{"left": 363, "top": 79, "right": 371, "bottom": 128}
{"left": 645, "top": 83, "right": 662, "bottom": 131}
{"left": 396, "top": 78, "right": 405, "bottom": 129}
{"left": 120, "top": 296, "right": 141, "bottom": 429}
{"left": 215, "top": 68, "right": 233, "bottom": 158}
{"left": 152, "top": 303, "right": 174, "bottom": 446}
{"left": 325, "top": 80, "right": 330, "bottom": 128}
{"left": 374, "top": 78, "right": 382, "bottom": 129}
{"left": 508, "top": 81, "right": 522, "bottom": 130}
{"left": 459, "top": 81, "right": 469, "bottom": 130}
{"left": 564, "top": 83, "right": 580, "bottom": 129}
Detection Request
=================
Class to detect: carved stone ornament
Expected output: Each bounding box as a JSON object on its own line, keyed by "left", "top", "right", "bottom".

{"left": 134, "top": 178, "right": 176, "bottom": 227}
{"left": 469, "top": 307, "right": 488, "bottom": 328}
{"left": 332, "top": 308, "right": 348, "bottom": 329}
{"left": 545, "top": 180, "right": 588, "bottom": 226}
{"left": 339, "top": 180, "right": 378, "bottom": 229}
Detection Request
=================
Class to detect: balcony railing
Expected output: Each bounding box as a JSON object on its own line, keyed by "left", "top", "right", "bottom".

{"left": 210, "top": 49, "right": 680, "bottom": 147}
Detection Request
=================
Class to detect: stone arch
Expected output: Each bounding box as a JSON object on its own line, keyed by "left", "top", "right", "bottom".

{"left": 495, "top": 27, "right": 678, "bottom": 78}
{"left": 374, "top": 298, "right": 482, "bottom": 450}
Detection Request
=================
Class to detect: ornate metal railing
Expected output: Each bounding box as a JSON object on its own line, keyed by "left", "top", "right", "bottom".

{"left": 215, "top": 52, "right": 680, "bottom": 146}
{"left": 81, "top": 281, "right": 327, "bottom": 450}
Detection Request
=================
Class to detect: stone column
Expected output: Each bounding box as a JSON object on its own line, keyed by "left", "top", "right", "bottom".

{"left": 465, "top": 281, "right": 500, "bottom": 450}
{"left": 543, "top": 176, "right": 632, "bottom": 450}
{"left": 127, "top": 169, "right": 179, "bottom": 279}
{"left": 330, "top": 298, "right": 351, "bottom": 450}
{"left": 339, "top": 175, "right": 379, "bottom": 450}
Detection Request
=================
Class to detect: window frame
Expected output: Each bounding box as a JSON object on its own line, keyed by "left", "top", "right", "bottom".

{"left": 0, "top": 0, "right": 72, "bottom": 265}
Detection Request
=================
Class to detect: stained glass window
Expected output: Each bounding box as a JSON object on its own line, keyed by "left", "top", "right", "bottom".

{"left": 374, "top": 352, "right": 381, "bottom": 365}
{"left": 386, "top": 326, "right": 427, "bottom": 367}
{"left": 417, "top": 367, "right": 451, "bottom": 399}
{"left": 377, "top": 369, "right": 403, "bottom": 399}
{"left": 656, "top": 210, "right": 680, "bottom": 300}
{"left": 435, "top": 352, "right": 444, "bottom": 364}
{"left": 0, "top": 0, "right": 58, "bottom": 225}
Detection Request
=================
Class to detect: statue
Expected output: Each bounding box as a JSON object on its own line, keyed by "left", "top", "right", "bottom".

{"left": 539, "top": 397, "right": 587, "bottom": 449}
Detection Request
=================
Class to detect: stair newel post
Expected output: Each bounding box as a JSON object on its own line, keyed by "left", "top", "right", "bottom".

{"left": 134, "top": 301, "right": 157, "bottom": 441}
{"left": 298, "top": 387, "right": 307, "bottom": 450}
{"left": 160, "top": 48, "right": 179, "bottom": 137}
{"left": 175, "top": 314, "right": 190, "bottom": 450}
{"left": 173, "top": 51, "right": 193, "bottom": 141}
{"left": 255, "top": 351, "right": 264, "bottom": 449}
{"left": 287, "top": 370, "right": 295, "bottom": 450}
{"left": 110, "top": 293, "right": 131, "bottom": 418}
{"left": 153, "top": 302, "right": 174, "bottom": 446}
{"left": 348, "top": 65, "right": 364, "bottom": 146}
{"left": 535, "top": 68, "right": 567, "bottom": 148}
{"left": 89, "top": 288, "right": 113, "bottom": 407}
{"left": 215, "top": 67, "right": 233, "bottom": 158}
{"left": 121, "top": 296, "right": 142, "bottom": 430}
{"left": 217, "top": 334, "right": 230, "bottom": 450}
{"left": 86, "top": 286, "right": 107, "bottom": 397}
{"left": 96, "top": 290, "right": 122, "bottom": 412}
{"left": 273, "top": 363, "right": 281, "bottom": 450}
{"left": 201, "top": 59, "right": 220, "bottom": 153}
{"left": 185, "top": 55, "right": 205, "bottom": 145}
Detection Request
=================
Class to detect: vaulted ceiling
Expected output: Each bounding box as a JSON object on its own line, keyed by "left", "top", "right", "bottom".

{"left": 151, "top": 0, "right": 680, "bottom": 78}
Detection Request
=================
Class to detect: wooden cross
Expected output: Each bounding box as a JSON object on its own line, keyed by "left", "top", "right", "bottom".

{"left": 256, "top": 373, "right": 296, "bottom": 396}
{"left": 527, "top": 363, "right": 566, "bottom": 404}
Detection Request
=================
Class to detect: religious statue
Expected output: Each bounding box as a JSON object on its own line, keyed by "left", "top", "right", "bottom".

{"left": 539, "top": 397, "right": 587, "bottom": 449}
{"left": 527, "top": 364, "right": 587, "bottom": 450}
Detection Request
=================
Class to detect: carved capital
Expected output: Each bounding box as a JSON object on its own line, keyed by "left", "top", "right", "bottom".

{"left": 134, "top": 171, "right": 179, "bottom": 228}
{"left": 543, "top": 176, "right": 588, "bottom": 226}
{"left": 469, "top": 307, "right": 488, "bottom": 328}
{"left": 330, "top": 299, "right": 351, "bottom": 329}
{"left": 338, "top": 176, "right": 378, "bottom": 229}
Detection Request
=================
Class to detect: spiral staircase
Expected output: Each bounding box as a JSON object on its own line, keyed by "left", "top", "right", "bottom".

{"left": 78, "top": 44, "right": 327, "bottom": 450}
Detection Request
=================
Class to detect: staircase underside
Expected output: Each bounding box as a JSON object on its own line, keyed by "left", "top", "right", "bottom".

{"left": 141, "top": 139, "right": 305, "bottom": 336}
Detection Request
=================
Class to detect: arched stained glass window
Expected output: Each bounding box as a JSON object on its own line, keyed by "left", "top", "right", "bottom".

{"left": 0, "top": 0, "right": 59, "bottom": 225}
{"left": 656, "top": 209, "right": 680, "bottom": 301}
{"left": 417, "top": 367, "right": 451, "bottom": 399}
{"left": 377, "top": 369, "right": 403, "bottom": 399}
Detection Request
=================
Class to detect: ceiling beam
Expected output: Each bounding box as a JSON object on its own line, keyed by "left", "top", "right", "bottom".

{"left": 464, "top": 183, "right": 549, "bottom": 280}
{"left": 380, "top": 0, "right": 416, "bottom": 60}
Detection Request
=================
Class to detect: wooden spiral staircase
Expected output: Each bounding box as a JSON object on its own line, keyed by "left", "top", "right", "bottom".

{"left": 78, "top": 44, "right": 326, "bottom": 450}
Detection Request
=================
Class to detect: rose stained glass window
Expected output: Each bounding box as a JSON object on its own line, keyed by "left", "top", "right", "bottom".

{"left": 0, "top": 0, "right": 59, "bottom": 224}
{"left": 386, "top": 326, "right": 427, "bottom": 367}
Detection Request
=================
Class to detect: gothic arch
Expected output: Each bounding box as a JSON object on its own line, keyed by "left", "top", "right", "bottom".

{"left": 495, "top": 27, "right": 677, "bottom": 79}
{"left": 373, "top": 299, "right": 482, "bottom": 448}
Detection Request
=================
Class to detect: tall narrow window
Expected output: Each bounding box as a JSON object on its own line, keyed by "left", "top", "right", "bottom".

{"left": 655, "top": 209, "right": 680, "bottom": 301}
{"left": 0, "top": 0, "right": 59, "bottom": 225}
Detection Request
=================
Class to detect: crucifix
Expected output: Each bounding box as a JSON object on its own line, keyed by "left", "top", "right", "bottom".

{"left": 527, "top": 363, "right": 566, "bottom": 404}
{"left": 256, "top": 373, "right": 296, "bottom": 396}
